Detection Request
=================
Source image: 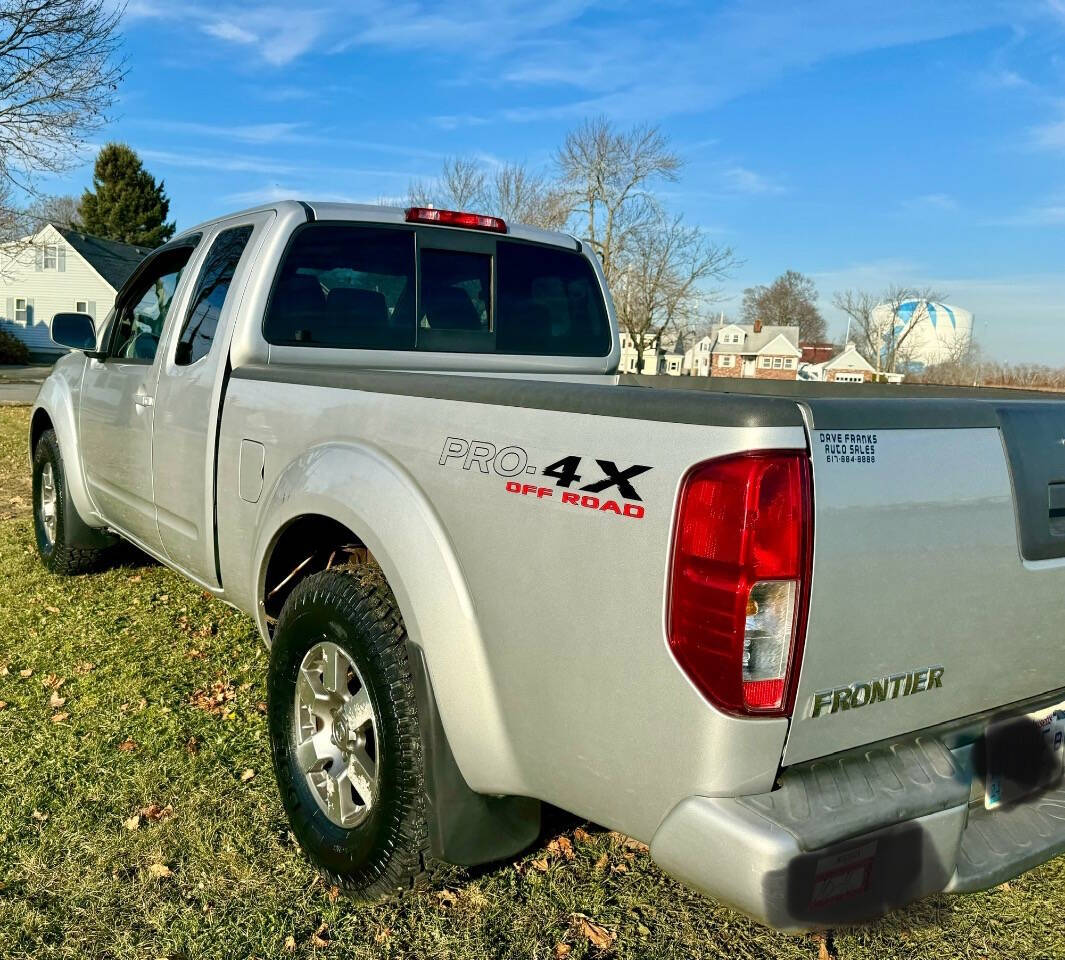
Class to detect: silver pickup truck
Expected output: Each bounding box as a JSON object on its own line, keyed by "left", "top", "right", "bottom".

{"left": 30, "top": 200, "right": 1065, "bottom": 929}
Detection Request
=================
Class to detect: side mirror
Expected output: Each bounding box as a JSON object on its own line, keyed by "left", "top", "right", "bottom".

{"left": 51, "top": 312, "right": 99, "bottom": 353}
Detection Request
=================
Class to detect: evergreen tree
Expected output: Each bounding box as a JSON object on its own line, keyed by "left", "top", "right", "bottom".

{"left": 79, "top": 143, "right": 175, "bottom": 247}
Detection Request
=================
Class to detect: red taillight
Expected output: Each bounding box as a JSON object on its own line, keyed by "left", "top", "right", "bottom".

{"left": 404, "top": 206, "right": 508, "bottom": 233}
{"left": 668, "top": 451, "right": 812, "bottom": 717}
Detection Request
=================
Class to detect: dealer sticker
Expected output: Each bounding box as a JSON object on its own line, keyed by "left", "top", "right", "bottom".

{"left": 817, "top": 431, "right": 878, "bottom": 466}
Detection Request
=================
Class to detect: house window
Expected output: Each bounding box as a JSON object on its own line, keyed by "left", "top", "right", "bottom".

{"left": 835, "top": 372, "right": 865, "bottom": 383}
{"left": 719, "top": 354, "right": 735, "bottom": 368}
{"left": 773, "top": 357, "right": 783, "bottom": 369}
{"left": 14, "top": 298, "right": 27, "bottom": 325}
{"left": 784, "top": 357, "right": 794, "bottom": 369}
{"left": 76, "top": 301, "right": 88, "bottom": 314}
{"left": 760, "top": 356, "right": 771, "bottom": 368}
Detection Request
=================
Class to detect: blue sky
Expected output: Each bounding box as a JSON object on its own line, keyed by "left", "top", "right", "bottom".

{"left": 41, "top": 0, "right": 1065, "bottom": 361}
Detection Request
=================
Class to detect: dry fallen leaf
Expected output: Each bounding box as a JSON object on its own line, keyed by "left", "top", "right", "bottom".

{"left": 573, "top": 827, "right": 592, "bottom": 843}
{"left": 436, "top": 889, "right": 458, "bottom": 906}
{"left": 42, "top": 674, "right": 65, "bottom": 690}
{"left": 48, "top": 692, "right": 66, "bottom": 709}
{"left": 44, "top": 605, "right": 60, "bottom": 615}
{"left": 147, "top": 863, "right": 172, "bottom": 879}
{"left": 593, "top": 853, "right": 609, "bottom": 872}
{"left": 140, "top": 803, "right": 174, "bottom": 823}
{"left": 815, "top": 933, "right": 833, "bottom": 960}
{"left": 327, "top": 885, "right": 339, "bottom": 904}
{"left": 310, "top": 923, "right": 329, "bottom": 948}
{"left": 554, "top": 944, "right": 572, "bottom": 959}
{"left": 123, "top": 814, "right": 141, "bottom": 831}
{"left": 373, "top": 927, "right": 391, "bottom": 944}
{"left": 548, "top": 836, "right": 575, "bottom": 861}
{"left": 128, "top": 575, "right": 142, "bottom": 583}
{"left": 531, "top": 858, "right": 550, "bottom": 872}
{"left": 0, "top": 701, "right": 7, "bottom": 711}
{"left": 74, "top": 661, "right": 95, "bottom": 675}
{"left": 190, "top": 679, "right": 236, "bottom": 715}
{"left": 240, "top": 768, "right": 256, "bottom": 783}
{"left": 283, "top": 935, "right": 297, "bottom": 953}
{"left": 50, "top": 711, "right": 69, "bottom": 724}
{"left": 31, "top": 809, "right": 48, "bottom": 823}
{"left": 117, "top": 739, "right": 137, "bottom": 752}
{"left": 570, "top": 914, "right": 616, "bottom": 952}
{"left": 18, "top": 668, "right": 32, "bottom": 678}
{"left": 0, "top": 664, "right": 9, "bottom": 676}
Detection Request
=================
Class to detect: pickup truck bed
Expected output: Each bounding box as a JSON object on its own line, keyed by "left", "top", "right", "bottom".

{"left": 30, "top": 199, "right": 1065, "bottom": 929}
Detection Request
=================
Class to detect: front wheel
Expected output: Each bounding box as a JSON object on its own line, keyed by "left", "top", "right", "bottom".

{"left": 32, "top": 429, "right": 117, "bottom": 575}
{"left": 267, "top": 565, "right": 435, "bottom": 898}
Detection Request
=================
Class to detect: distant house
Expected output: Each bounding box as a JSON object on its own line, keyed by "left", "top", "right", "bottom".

{"left": 618, "top": 330, "right": 685, "bottom": 375}
{"left": 683, "top": 321, "right": 801, "bottom": 379}
{"left": 0, "top": 224, "right": 150, "bottom": 360}
{"left": 801, "top": 343, "right": 879, "bottom": 383}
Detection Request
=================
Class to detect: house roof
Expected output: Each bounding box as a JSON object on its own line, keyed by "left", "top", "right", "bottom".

{"left": 824, "top": 344, "right": 876, "bottom": 372}
{"left": 710, "top": 323, "right": 801, "bottom": 357}
{"left": 52, "top": 225, "right": 152, "bottom": 291}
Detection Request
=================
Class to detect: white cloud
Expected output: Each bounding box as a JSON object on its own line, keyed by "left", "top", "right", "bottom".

{"left": 721, "top": 166, "right": 786, "bottom": 196}
{"left": 203, "top": 20, "right": 257, "bottom": 45}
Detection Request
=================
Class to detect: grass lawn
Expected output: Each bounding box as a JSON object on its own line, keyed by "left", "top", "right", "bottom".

{"left": 0, "top": 404, "right": 1063, "bottom": 959}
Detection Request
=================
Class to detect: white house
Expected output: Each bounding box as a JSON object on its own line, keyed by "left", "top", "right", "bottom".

{"left": 618, "top": 331, "right": 685, "bottom": 376}
{"left": 0, "top": 224, "right": 150, "bottom": 359}
{"left": 801, "top": 343, "right": 879, "bottom": 383}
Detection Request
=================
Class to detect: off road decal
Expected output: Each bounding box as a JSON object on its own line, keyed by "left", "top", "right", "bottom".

{"left": 439, "top": 436, "right": 651, "bottom": 520}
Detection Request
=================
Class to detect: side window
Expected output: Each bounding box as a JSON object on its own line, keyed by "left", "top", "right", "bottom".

{"left": 111, "top": 246, "right": 195, "bottom": 362}
{"left": 264, "top": 224, "right": 415, "bottom": 349}
{"left": 176, "top": 225, "right": 254, "bottom": 365}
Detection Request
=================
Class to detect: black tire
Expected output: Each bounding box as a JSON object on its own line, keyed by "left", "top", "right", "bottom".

{"left": 32, "top": 429, "right": 117, "bottom": 575}
{"left": 267, "top": 564, "right": 435, "bottom": 898}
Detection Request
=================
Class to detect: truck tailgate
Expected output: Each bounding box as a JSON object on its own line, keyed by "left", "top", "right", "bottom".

{"left": 784, "top": 400, "right": 1065, "bottom": 764}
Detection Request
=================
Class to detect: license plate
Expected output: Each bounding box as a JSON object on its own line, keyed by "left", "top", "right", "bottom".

{"left": 985, "top": 704, "right": 1065, "bottom": 810}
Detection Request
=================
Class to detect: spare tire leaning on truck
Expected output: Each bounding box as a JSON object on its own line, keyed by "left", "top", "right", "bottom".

{"left": 267, "top": 564, "right": 439, "bottom": 897}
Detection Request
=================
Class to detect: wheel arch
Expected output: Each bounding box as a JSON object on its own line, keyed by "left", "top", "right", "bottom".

{"left": 250, "top": 441, "right": 526, "bottom": 799}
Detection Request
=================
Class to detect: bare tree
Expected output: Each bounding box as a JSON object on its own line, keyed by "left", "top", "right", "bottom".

{"left": 741, "top": 270, "right": 826, "bottom": 343}
{"left": 0, "top": 0, "right": 125, "bottom": 197}
{"left": 408, "top": 157, "right": 569, "bottom": 230}
{"left": 832, "top": 285, "right": 945, "bottom": 375}
{"left": 558, "top": 118, "right": 732, "bottom": 370}
{"left": 613, "top": 213, "right": 735, "bottom": 372}
{"left": 557, "top": 117, "right": 681, "bottom": 288}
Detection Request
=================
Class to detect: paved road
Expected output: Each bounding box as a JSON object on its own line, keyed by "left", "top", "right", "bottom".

{"left": 0, "top": 365, "right": 51, "bottom": 405}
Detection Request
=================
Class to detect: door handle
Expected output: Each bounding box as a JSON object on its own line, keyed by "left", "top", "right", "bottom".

{"left": 133, "top": 394, "right": 155, "bottom": 407}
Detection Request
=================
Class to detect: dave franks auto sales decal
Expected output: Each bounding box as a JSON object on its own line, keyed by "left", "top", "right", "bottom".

{"left": 817, "top": 431, "right": 879, "bottom": 466}
{"left": 438, "top": 437, "right": 651, "bottom": 520}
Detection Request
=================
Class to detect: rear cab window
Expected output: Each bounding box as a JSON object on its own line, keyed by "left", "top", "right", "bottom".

{"left": 263, "top": 222, "right": 611, "bottom": 358}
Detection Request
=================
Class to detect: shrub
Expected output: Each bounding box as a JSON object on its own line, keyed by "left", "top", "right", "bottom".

{"left": 0, "top": 329, "right": 31, "bottom": 365}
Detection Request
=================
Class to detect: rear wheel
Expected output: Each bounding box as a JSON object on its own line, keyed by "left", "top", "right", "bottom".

{"left": 267, "top": 564, "right": 435, "bottom": 898}
{"left": 32, "top": 429, "right": 117, "bottom": 575}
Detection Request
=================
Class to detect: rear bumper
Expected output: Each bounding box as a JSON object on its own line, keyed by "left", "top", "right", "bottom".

{"left": 649, "top": 733, "right": 1065, "bottom": 930}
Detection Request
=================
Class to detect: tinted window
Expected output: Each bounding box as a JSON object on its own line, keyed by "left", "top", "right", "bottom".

{"left": 176, "top": 225, "right": 253, "bottom": 365}
{"left": 496, "top": 241, "right": 611, "bottom": 357}
{"left": 111, "top": 247, "right": 195, "bottom": 362}
{"left": 264, "top": 225, "right": 415, "bottom": 349}
{"left": 417, "top": 249, "right": 492, "bottom": 353}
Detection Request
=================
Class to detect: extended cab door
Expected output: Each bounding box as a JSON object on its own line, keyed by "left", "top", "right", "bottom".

{"left": 78, "top": 240, "right": 200, "bottom": 552}
{"left": 151, "top": 211, "right": 274, "bottom": 585}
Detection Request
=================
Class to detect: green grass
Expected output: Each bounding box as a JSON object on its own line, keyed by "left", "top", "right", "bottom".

{"left": 0, "top": 404, "right": 1063, "bottom": 958}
